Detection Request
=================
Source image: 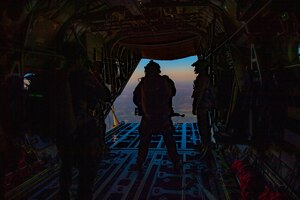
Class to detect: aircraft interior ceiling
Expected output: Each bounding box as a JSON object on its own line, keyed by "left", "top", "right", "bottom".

{"left": 1, "top": 0, "right": 299, "bottom": 96}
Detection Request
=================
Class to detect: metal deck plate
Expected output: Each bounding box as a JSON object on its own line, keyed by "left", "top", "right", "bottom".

{"left": 6, "top": 123, "right": 233, "bottom": 200}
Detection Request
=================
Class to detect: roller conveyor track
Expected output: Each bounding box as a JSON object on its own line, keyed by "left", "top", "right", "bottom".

{"left": 5, "top": 123, "right": 239, "bottom": 200}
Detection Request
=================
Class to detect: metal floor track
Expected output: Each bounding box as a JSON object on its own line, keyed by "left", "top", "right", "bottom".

{"left": 6, "top": 122, "right": 237, "bottom": 200}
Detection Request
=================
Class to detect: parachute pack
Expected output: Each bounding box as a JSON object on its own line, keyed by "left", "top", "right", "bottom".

{"left": 139, "top": 75, "right": 173, "bottom": 117}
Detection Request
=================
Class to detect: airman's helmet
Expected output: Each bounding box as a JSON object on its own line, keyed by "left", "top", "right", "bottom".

{"left": 191, "top": 59, "right": 208, "bottom": 74}
{"left": 145, "top": 60, "right": 161, "bottom": 74}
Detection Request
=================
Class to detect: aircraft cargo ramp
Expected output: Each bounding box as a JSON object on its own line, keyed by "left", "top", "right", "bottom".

{"left": 5, "top": 122, "right": 242, "bottom": 200}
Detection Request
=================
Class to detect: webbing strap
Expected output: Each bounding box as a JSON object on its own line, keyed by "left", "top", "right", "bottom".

{"left": 140, "top": 76, "right": 171, "bottom": 116}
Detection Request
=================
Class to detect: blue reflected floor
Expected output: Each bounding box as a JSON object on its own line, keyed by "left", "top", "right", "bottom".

{"left": 6, "top": 123, "right": 238, "bottom": 200}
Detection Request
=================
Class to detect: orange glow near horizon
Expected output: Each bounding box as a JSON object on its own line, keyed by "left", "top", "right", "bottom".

{"left": 128, "top": 56, "right": 197, "bottom": 85}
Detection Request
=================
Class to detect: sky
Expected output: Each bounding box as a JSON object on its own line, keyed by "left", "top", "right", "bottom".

{"left": 128, "top": 56, "right": 198, "bottom": 85}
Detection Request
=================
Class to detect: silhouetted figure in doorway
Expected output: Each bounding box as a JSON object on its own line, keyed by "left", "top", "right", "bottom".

{"left": 57, "top": 58, "right": 111, "bottom": 200}
{"left": 133, "top": 60, "right": 181, "bottom": 172}
{"left": 192, "top": 59, "right": 214, "bottom": 152}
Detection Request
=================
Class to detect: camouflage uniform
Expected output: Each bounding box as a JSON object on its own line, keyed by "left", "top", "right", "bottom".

{"left": 192, "top": 60, "right": 213, "bottom": 147}
{"left": 58, "top": 68, "right": 110, "bottom": 200}
{"left": 192, "top": 74, "right": 211, "bottom": 146}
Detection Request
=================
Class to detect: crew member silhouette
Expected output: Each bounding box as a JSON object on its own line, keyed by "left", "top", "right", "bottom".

{"left": 192, "top": 59, "right": 214, "bottom": 152}
{"left": 58, "top": 57, "right": 111, "bottom": 200}
{"left": 133, "top": 60, "right": 181, "bottom": 172}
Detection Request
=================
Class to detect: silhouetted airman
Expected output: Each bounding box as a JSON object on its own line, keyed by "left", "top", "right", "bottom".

{"left": 57, "top": 58, "right": 111, "bottom": 200}
{"left": 133, "top": 60, "right": 181, "bottom": 173}
{"left": 192, "top": 59, "right": 214, "bottom": 152}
